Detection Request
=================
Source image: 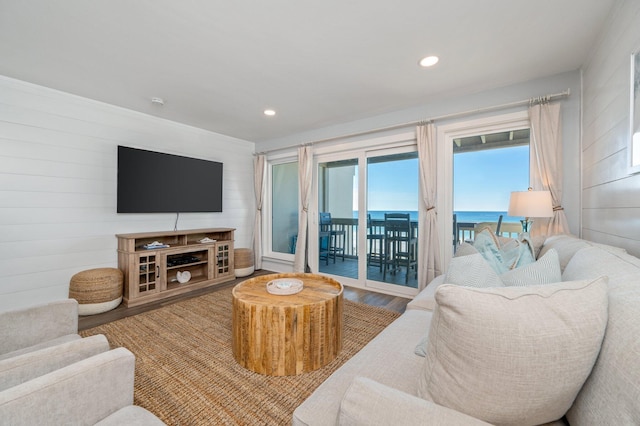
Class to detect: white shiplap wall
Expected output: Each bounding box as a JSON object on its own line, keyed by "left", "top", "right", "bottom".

{"left": 581, "top": 0, "right": 640, "bottom": 256}
{"left": 0, "top": 76, "right": 255, "bottom": 312}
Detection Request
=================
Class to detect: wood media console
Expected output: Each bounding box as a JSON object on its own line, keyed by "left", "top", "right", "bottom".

{"left": 117, "top": 228, "right": 235, "bottom": 307}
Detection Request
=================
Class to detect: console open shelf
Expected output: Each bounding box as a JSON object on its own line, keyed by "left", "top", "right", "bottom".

{"left": 117, "top": 228, "right": 235, "bottom": 307}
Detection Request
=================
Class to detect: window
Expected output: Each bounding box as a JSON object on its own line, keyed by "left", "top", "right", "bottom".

{"left": 271, "top": 161, "right": 298, "bottom": 254}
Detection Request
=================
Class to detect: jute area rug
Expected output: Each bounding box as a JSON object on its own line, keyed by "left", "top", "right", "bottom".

{"left": 80, "top": 285, "right": 400, "bottom": 425}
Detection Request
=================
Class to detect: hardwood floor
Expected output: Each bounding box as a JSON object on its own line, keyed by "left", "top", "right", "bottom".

{"left": 79, "top": 270, "right": 409, "bottom": 331}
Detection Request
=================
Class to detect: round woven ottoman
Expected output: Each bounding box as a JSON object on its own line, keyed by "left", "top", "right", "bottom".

{"left": 234, "top": 248, "right": 255, "bottom": 278}
{"left": 69, "top": 268, "right": 123, "bottom": 316}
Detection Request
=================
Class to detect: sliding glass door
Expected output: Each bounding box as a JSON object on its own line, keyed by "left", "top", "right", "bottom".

{"left": 314, "top": 146, "right": 419, "bottom": 297}
{"left": 317, "top": 158, "right": 358, "bottom": 279}
{"left": 366, "top": 151, "right": 419, "bottom": 290}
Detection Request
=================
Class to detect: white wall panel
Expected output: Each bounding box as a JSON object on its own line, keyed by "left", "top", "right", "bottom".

{"left": 582, "top": 121, "right": 626, "bottom": 169}
{"left": 581, "top": 0, "right": 640, "bottom": 257}
{"left": 582, "top": 149, "right": 629, "bottom": 188}
{"left": 0, "top": 75, "right": 255, "bottom": 312}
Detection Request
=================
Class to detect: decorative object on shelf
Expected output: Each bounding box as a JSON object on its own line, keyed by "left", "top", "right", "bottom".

{"left": 143, "top": 241, "right": 169, "bottom": 249}
{"left": 234, "top": 248, "right": 254, "bottom": 278}
{"left": 266, "top": 278, "right": 304, "bottom": 295}
{"left": 176, "top": 271, "right": 191, "bottom": 284}
{"left": 69, "top": 268, "right": 123, "bottom": 315}
{"left": 508, "top": 188, "right": 554, "bottom": 232}
{"left": 199, "top": 237, "right": 217, "bottom": 243}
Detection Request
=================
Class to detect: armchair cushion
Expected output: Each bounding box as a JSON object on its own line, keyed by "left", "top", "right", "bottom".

{"left": 0, "top": 334, "right": 110, "bottom": 391}
{"left": 0, "top": 335, "right": 81, "bottom": 362}
{"left": 417, "top": 277, "right": 608, "bottom": 425}
{"left": 95, "top": 405, "right": 166, "bottom": 426}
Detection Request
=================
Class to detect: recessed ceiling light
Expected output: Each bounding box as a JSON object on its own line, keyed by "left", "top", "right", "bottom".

{"left": 264, "top": 109, "right": 276, "bottom": 116}
{"left": 151, "top": 97, "right": 164, "bottom": 106}
{"left": 419, "top": 56, "right": 439, "bottom": 67}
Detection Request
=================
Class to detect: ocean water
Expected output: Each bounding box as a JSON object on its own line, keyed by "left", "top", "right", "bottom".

{"left": 362, "top": 210, "right": 520, "bottom": 223}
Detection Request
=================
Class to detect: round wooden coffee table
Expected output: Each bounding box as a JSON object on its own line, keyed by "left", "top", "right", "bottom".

{"left": 232, "top": 273, "right": 343, "bottom": 376}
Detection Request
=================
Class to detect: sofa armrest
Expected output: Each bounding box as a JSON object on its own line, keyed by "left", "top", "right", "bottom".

{"left": 406, "top": 274, "right": 445, "bottom": 311}
{"left": 0, "top": 347, "right": 136, "bottom": 425}
{"left": 0, "top": 299, "right": 79, "bottom": 356}
{"left": 0, "top": 334, "right": 110, "bottom": 392}
{"left": 338, "top": 377, "right": 490, "bottom": 426}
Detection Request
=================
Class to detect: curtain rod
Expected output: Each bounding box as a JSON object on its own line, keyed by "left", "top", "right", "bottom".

{"left": 259, "top": 88, "right": 570, "bottom": 155}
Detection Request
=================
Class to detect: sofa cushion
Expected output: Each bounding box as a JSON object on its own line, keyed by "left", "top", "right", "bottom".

{"left": 530, "top": 234, "right": 547, "bottom": 258}
{"left": 443, "top": 253, "right": 503, "bottom": 288}
{"left": 338, "top": 377, "right": 490, "bottom": 426}
{"left": 563, "top": 246, "right": 640, "bottom": 425}
{"left": 562, "top": 246, "right": 640, "bottom": 284}
{"left": 500, "top": 248, "right": 561, "bottom": 287}
{"left": 538, "top": 234, "right": 590, "bottom": 271}
{"left": 406, "top": 275, "right": 445, "bottom": 312}
{"left": 292, "top": 310, "right": 432, "bottom": 426}
{"left": 417, "top": 277, "right": 609, "bottom": 426}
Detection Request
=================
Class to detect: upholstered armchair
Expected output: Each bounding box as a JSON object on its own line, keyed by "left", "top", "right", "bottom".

{"left": 0, "top": 299, "right": 165, "bottom": 425}
{"left": 0, "top": 299, "right": 80, "bottom": 360}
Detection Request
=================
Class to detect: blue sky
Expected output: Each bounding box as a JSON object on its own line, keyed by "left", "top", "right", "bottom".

{"left": 363, "top": 146, "right": 529, "bottom": 212}
{"left": 454, "top": 145, "right": 529, "bottom": 211}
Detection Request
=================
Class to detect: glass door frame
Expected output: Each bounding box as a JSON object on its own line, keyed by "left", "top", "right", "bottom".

{"left": 264, "top": 153, "right": 298, "bottom": 263}
{"left": 309, "top": 138, "right": 420, "bottom": 298}
{"left": 436, "top": 111, "right": 531, "bottom": 268}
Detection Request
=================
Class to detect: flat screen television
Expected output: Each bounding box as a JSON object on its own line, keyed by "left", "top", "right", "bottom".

{"left": 117, "top": 146, "right": 223, "bottom": 213}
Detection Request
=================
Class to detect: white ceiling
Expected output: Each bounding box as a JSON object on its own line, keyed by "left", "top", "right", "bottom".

{"left": 0, "top": 1, "right": 615, "bottom": 144}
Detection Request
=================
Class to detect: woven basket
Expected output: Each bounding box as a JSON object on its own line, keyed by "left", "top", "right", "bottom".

{"left": 69, "top": 268, "right": 123, "bottom": 315}
{"left": 234, "top": 248, "right": 254, "bottom": 278}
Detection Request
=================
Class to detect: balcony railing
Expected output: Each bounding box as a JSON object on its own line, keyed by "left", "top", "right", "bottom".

{"left": 324, "top": 217, "right": 519, "bottom": 260}
{"left": 455, "top": 221, "right": 521, "bottom": 245}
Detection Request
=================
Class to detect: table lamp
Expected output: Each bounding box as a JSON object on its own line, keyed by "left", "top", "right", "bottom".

{"left": 507, "top": 188, "right": 553, "bottom": 233}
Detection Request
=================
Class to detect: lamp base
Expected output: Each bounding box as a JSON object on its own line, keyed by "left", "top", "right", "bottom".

{"left": 520, "top": 219, "right": 533, "bottom": 233}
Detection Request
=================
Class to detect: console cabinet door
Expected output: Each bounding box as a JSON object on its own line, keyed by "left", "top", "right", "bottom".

{"left": 134, "top": 252, "right": 162, "bottom": 298}
{"left": 215, "top": 242, "right": 234, "bottom": 279}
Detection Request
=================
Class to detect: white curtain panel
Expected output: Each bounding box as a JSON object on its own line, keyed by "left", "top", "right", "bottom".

{"left": 529, "top": 102, "right": 570, "bottom": 236}
{"left": 252, "top": 154, "right": 265, "bottom": 270}
{"left": 417, "top": 124, "right": 442, "bottom": 287}
{"left": 293, "top": 146, "right": 313, "bottom": 272}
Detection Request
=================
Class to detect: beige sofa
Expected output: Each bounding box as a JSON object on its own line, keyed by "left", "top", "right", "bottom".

{"left": 0, "top": 299, "right": 164, "bottom": 425}
{"left": 293, "top": 234, "right": 640, "bottom": 425}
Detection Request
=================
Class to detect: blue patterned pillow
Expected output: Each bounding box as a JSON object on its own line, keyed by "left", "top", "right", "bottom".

{"left": 473, "top": 229, "right": 535, "bottom": 274}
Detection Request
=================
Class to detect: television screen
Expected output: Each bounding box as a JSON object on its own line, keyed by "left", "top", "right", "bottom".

{"left": 117, "top": 146, "right": 223, "bottom": 213}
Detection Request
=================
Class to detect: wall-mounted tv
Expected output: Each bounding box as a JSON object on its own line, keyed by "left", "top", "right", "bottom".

{"left": 117, "top": 146, "right": 223, "bottom": 213}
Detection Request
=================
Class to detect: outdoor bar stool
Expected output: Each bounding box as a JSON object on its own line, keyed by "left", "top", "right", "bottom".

{"left": 383, "top": 213, "right": 417, "bottom": 285}
{"left": 319, "top": 212, "right": 345, "bottom": 263}
{"left": 366, "top": 214, "right": 384, "bottom": 271}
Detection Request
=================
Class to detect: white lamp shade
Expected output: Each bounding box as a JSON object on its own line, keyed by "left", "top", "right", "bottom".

{"left": 508, "top": 190, "right": 553, "bottom": 218}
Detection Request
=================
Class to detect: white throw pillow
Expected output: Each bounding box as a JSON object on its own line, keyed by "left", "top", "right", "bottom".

{"left": 500, "top": 248, "right": 561, "bottom": 286}
{"left": 417, "top": 277, "right": 609, "bottom": 425}
{"left": 453, "top": 242, "right": 478, "bottom": 257}
{"left": 443, "top": 253, "right": 503, "bottom": 288}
